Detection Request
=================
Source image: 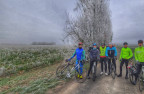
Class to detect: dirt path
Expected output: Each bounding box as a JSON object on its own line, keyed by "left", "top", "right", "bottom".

{"left": 58, "top": 60, "right": 142, "bottom": 94}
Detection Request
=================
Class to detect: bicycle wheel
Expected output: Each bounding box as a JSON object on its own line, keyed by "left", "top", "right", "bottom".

{"left": 111, "top": 64, "right": 115, "bottom": 79}
{"left": 92, "top": 65, "right": 96, "bottom": 81}
{"left": 129, "top": 69, "right": 135, "bottom": 84}
{"left": 139, "top": 72, "right": 144, "bottom": 92}
{"left": 75, "top": 67, "right": 87, "bottom": 83}
{"left": 56, "top": 64, "right": 68, "bottom": 79}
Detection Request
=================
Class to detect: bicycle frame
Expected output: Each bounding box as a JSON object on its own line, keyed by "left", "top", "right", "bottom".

{"left": 109, "top": 57, "right": 115, "bottom": 69}
{"left": 92, "top": 61, "right": 96, "bottom": 74}
{"left": 70, "top": 63, "right": 80, "bottom": 72}
{"left": 109, "top": 58, "right": 114, "bottom": 71}
{"left": 92, "top": 61, "right": 97, "bottom": 81}
{"left": 108, "top": 57, "right": 116, "bottom": 79}
{"left": 66, "top": 61, "right": 82, "bottom": 78}
{"left": 109, "top": 57, "right": 114, "bottom": 62}
{"left": 56, "top": 60, "right": 86, "bottom": 83}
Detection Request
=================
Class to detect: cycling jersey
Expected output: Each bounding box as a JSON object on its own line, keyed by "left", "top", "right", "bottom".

{"left": 134, "top": 46, "right": 144, "bottom": 62}
{"left": 100, "top": 46, "right": 106, "bottom": 58}
{"left": 70, "top": 48, "right": 85, "bottom": 61}
{"left": 89, "top": 48, "right": 100, "bottom": 60}
{"left": 106, "top": 47, "right": 117, "bottom": 57}
{"left": 120, "top": 47, "right": 133, "bottom": 60}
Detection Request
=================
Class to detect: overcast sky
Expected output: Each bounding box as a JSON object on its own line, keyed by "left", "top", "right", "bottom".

{"left": 0, "top": 0, "right": 144, "bottom": 44}
{"left": 110, "top": 0, "right": 144, "bottom": 44}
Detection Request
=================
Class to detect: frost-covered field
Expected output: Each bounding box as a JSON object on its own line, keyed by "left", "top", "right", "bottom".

{"left": 0, "top": 45, "right": 76, "bottom": 94}
{"left": 0, "top": 44, "right": 74, "bottom": 76}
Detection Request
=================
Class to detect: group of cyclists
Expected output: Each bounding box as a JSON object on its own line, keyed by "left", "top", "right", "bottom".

{"left": 66, "top": 40, "right": 144, "bottom": 85}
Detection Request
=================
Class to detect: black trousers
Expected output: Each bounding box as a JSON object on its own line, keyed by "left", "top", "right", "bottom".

{"left": 100, "top": 57, "right": 107, "bottom": 72}
{"left": 135, "top": 63, "right": 144, "bottom": 80}
{"left": 88, "top": 60, "right": 97, "bottom": 76}
{"left": 120, "top": 59, "right": 129, "bottom": 76}
{"left": 108, "top": 58, "right": 116, "bottom": 73}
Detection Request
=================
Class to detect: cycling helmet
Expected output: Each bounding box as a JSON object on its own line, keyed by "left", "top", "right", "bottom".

{"left": 93, "top": 43, "right": 97, "bottom": 46}
{"left": 138, "top": 40, "right": 143, "bottom": 44}
{"left": 123, "top": 42, "right": 128, "bottom": 45}
{"left": 78, "top": 42, "right": 83, "bottom": 45}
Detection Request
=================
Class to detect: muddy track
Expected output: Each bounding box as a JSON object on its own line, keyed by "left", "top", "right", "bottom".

{"left": 58, "top": 60, "right": 143, "bottom": 94}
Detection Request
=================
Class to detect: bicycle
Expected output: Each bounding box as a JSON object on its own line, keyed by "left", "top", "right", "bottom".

{"left": 56, "top": 60, "right": 87, "bottom": 83}
{"left": 127, "top": 59, "right": 136, "bottom": 85}
{"left": 108, "top": 57, "right": 116, "bottom": 79}
{"left": 92, "top": 60, "right": 97, "bottom": 81}
{"left": 139, "top": 65, "right": 144, "bottom": 92}
{"left": 85, "top": 54, "right": 90, "bottom": 62}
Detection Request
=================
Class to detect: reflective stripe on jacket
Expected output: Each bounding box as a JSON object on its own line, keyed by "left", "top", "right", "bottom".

{"left": 135, "top": 46, "right": 144, "bottom": 62}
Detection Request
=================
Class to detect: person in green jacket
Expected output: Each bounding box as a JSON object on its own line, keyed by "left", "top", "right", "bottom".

{"left": 100, "top": 43, "right": 108, "bottom": 75}
{"left": 134, "top": 40, "right": 144, "bottom": 85}
{"left": 117, "top": 42, "right": 133, "bottom": 79}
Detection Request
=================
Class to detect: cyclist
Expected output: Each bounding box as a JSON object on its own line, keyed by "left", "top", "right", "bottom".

{"left": 87, "top": 43, "right": 100, "bottom": 79}
{"left": 100, "top": 43, "right": 108, "bottom": 75}
{"left": 66, "top": 42, "right": 85, "bottom": 79}
{"left": 117, "top": 42, "right": 133, "bottom": 79}
{"left": 106, "top": 43, "right": 117, "bottom": 75}
{"left": 133, "top": 40, "right": 144, "bottom": 85}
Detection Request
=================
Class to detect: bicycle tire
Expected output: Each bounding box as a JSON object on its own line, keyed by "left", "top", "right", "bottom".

{"left": 92, "top": 65, "right": 96, "bottom": 81}
{"left": 56, "top": 64, "right": 68, "bottom": 79}
{"left": 139, "top": 72, "right": 144, "bottom": 92}
{"left": 111, "top": 64, "right": 115, "bottom": 79}
{"left": 129, "top": 69, "right": 135, "bottom": 84}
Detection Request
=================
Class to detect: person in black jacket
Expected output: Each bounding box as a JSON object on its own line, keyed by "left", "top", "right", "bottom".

{"left": 87, "top": 43, "right": 100, "bottom": 79}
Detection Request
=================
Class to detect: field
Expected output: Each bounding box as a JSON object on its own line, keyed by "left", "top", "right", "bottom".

{"left": 0, "top": 45, "right": 66, "bottom": 76}
{"left": 0, "top": 45, "right": 74, "bottom": 94}
{"left": 0, "top": 45, "right": 139, "bottom": 94}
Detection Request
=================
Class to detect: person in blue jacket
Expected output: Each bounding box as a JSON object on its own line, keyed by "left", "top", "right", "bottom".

{"left": 66, "top": 42, "right": 85, "bottom": 79}
{"left": 87, "top": 43, "right": 100, "bottom": 79}
{"left": 106, "top": 43, "right": 117, "bottom": 75}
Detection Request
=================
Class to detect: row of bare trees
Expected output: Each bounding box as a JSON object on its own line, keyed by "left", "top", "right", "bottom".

{"left": 64, "top": 0, "right": 113, "bottom": 48}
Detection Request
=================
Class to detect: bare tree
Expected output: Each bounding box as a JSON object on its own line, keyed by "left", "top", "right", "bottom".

{"left": 64, "top": 0, "right": 112, "bottom": 48}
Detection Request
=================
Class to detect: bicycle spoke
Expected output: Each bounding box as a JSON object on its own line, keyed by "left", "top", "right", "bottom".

{"left": 56, "top": 64, "right": 70, "bottom": 79}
